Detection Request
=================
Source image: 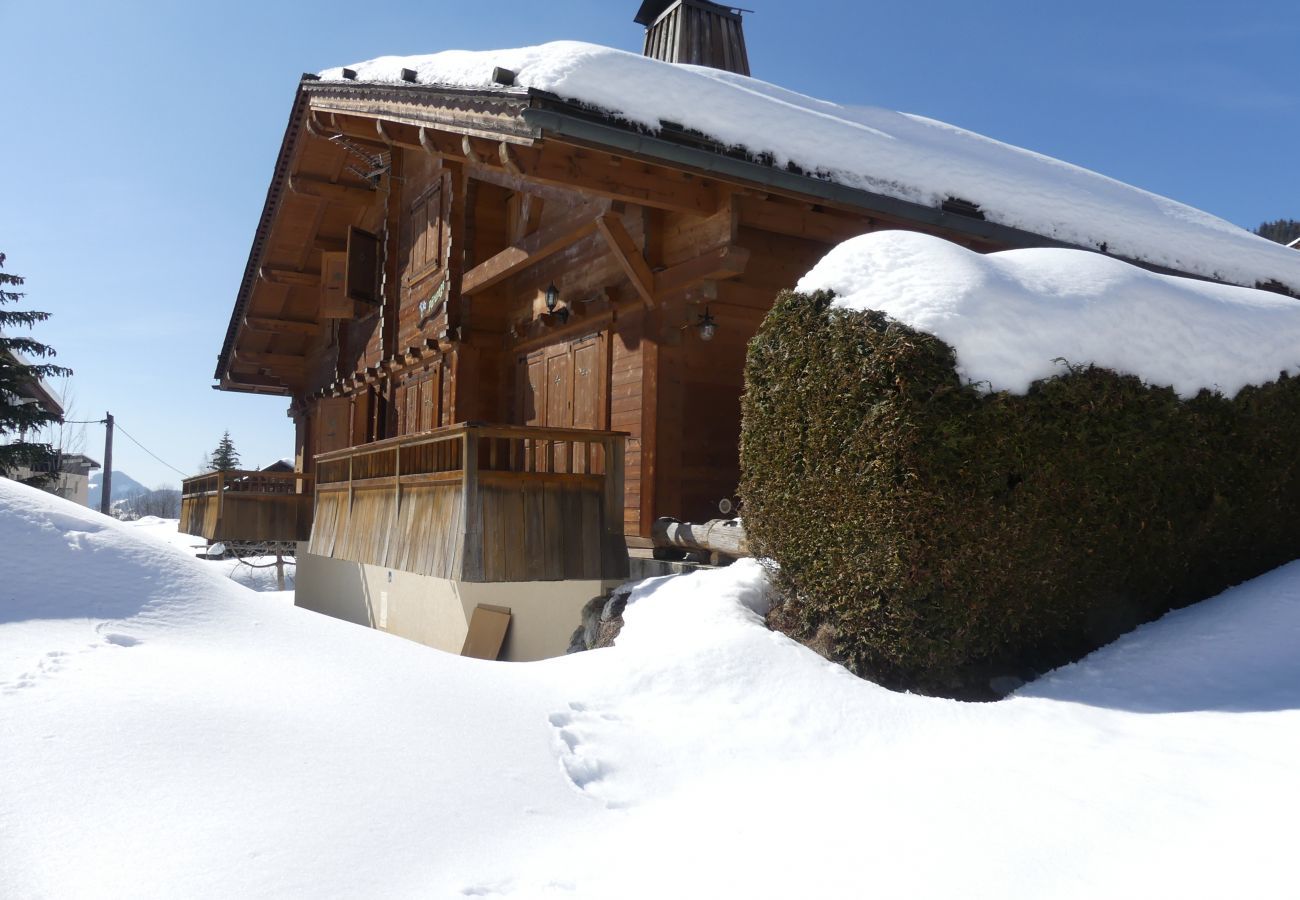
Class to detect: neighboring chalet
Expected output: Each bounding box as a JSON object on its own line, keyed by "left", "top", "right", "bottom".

{"left": 197, "top": 1, "right": 1300, "bottom": 659}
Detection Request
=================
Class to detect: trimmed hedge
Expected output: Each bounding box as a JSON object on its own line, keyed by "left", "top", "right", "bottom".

{"left": 740, "top": 289, "right": 1300, "bottom": 696}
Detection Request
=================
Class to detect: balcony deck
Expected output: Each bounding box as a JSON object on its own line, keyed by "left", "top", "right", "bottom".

{"left": 308, "top": 423, "right": 629, "bottom": 583}
{"left": 180, "top": 470, "right": 314, "bottom": 544}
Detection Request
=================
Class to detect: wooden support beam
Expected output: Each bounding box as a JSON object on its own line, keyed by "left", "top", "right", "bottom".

{"left": 419, "top": 126, "right": 465, "bottom": 161}
{"left": 504, "top": 143, "right": 719, "bottom": 216}
{"left": 461, "top": 135, "right": 486, "bottom": 165}
{"left": 654, "top": 245, "right": 751, "bottom": 296}
{"left": 259, "top": 266, "right": 320, "bottom": 288}
{"left": 287, "top": 174, "right": 375, "bottom": 204}
{"left": 735, "top": 195, "right": 871, "bottom": 244}
{"left": 597, "top": 214, "right": 655, "bottom": 307}
{"left": 461, "top": 199, "right": 611, "bottom": 296}
{"left": 243, "top": 316, "right": 319, "bottom": 336}
{"left": 232, "top": 349, "right": 307, "bottom": 371}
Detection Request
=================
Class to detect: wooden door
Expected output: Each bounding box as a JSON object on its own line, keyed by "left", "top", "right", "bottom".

{"left": 572, "top": 335, "right": 603, "bottom": 473}
{"left": 546, "top": 351, "right": 572, "bottom": 471}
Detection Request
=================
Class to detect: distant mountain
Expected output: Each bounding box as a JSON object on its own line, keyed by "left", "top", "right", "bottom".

{"left": 87, "top": 471, "right": 149, "bottom": 509}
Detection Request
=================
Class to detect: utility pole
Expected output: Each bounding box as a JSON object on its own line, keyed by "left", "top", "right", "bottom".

{"left": 99, "top": 412, "right": 114, "bottom": 516}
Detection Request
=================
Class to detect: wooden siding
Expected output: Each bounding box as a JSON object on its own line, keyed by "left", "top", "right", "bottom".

{"left": 308, "top": 424, "right": 628, "bottom": 583}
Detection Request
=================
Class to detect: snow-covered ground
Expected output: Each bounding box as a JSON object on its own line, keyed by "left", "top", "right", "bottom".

{"left": 2, "top": 477, "right": 1297, "bottom": 898}
{"left": 125, "top": 516, "right": 296, "bottom": 595}
{"left": 799, "top": 230, "right": 1300, "bottom": 397}
{"left": 321, "top": 41, "right": 1300, "bottom": 295}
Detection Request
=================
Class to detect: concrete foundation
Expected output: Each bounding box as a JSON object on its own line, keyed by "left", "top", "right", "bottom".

{"left": 294, "top": 545, "right": 622, "bottom": 661}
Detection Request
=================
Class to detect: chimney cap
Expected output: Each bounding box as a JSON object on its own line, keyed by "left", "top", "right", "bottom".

{"left": 635, "top": 0, "right": 746, "bottom": 26}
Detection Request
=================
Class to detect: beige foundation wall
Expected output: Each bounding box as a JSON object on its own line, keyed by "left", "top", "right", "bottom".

{"left": 294, "top": 545, "right": 619, "bottom": 662}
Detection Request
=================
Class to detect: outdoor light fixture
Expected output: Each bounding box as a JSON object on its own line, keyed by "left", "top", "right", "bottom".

{"left": 697, "top": 306, "right": 718, "bottom": 342}
{"left": 544, "top": 283, "right": 569, "bottom": 323}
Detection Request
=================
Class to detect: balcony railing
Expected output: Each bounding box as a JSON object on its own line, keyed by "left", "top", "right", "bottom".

{"left": 180, "top": 469, "right": 314, "bottom": 543}
{"left": 309, "top": 423, "right": 629, "bottom": 583}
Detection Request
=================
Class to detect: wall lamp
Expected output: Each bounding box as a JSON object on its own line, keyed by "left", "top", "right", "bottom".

{"left": 696, "top": 306, "right": 718, "bottom": 342}
{"left": 544, "top": 283, "right": 569, "bottom": 324}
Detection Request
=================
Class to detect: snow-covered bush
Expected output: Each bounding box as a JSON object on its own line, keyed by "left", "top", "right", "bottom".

{"left": 740, "top": 286, "right": 1300, "bottom": 696}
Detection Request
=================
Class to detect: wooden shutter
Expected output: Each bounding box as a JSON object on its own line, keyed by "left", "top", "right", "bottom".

{"left": 346, "top": 227, "right": 380, "bottom": 305}
{"left": 317, "top": 397, "right": 351, "bottom": 454}
{"left": 405, "top": 382, "right": 420, "bottom": 435}
{"left": 321, "top": 252, "right": 350, "bottom": 318}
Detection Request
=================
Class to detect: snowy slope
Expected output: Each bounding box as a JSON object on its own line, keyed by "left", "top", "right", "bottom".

{"left": 2, "top": 478, "right": 1297, "bottom": 898}
{"left": 320, "top": 41, "right": 1300, "bottom": 295}
{"left": 798, "top": 230, "right": 1300, "bottom": 397}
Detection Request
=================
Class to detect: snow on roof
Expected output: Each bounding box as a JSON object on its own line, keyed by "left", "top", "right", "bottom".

{"left": 319, "top": 42, "right": 1300, "bottom": 294}
{"left": 798, "top": 230, "right": 1300, "bottom": 398}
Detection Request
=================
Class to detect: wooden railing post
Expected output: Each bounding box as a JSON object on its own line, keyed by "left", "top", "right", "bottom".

{"left": 214, "top": 471, "right": 226, "bottom": 542}
{"left": 602, "top": 436, "right": 628, "bottom": 578}
{"left": 460, "top": 428, "right": 484, "bottom": 581}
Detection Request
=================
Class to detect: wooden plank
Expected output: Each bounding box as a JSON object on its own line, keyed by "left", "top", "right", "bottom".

{"left": 523, "top": 484, "right": 546, "bottom": 579}
{"left": 244, "top": 316, "right": 319, "bottom": 336}
{"left": 460, "top": 605, "right": 512, "bottom": 660}
{"left": 504, "top": 142, "right": 720, "bottom": 216}
{"left": 654, "top": 245, "right": 751, "bottom": 296}
{"left": 288, "top": 174, "right": 376, "bottom": 204}
{"left": 542, "top": 481, "right": 564, "bottom": 581}
{"left": 461, "top": 199, "right": 609, "bottom": 295}
{"left": 232, "top": 349, "right": 307, "bottom": 370}
{"left": 596, "top": 215, "right": 656, "bottom": 307}
{"left": 735, "top": 194, "right": 870, "bottom": 244}
{"left": 259, "top": 266, "right": 320, "bottom": 288}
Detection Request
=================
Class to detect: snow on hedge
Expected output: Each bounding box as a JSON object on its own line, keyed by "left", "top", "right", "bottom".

{"left": 320, "top": 41, "right": 1300, "bottom": 294}
{"left": 4, "top": 477, "right": 1300, "bottom": 897}
{"left": 797, "top": 230, "right": 1300, "bottom": 397}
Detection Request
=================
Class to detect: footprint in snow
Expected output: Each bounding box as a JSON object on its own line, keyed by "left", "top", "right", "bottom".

{"left": 547, "top": 702, "right": 626, "bottom": 805}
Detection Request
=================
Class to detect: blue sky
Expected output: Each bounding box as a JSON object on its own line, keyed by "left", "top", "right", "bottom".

{"left": 2, "top": 0, "right": 1296, "bottom": 487}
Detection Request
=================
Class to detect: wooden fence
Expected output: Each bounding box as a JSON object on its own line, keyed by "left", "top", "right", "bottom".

{"left": 309, "top": 423, "right": 629, "bottom": 583}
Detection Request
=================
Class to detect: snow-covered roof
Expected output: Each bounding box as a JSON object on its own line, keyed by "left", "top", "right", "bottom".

{"left": 1289, "top": 237, "right": 1300, "bottom": 249}
{"left": 799, "top": 231, "right": 1300, "bottom": 398}
{"left": 319, "top": 42, "right": 1300, "bottom": 295}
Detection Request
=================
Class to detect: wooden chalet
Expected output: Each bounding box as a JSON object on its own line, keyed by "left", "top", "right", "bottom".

{"left": 203, "top": 1, "right": 1271, "bottom": 657}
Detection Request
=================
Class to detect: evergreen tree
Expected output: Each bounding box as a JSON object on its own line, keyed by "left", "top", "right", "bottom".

{"left": 1256, "top": 219, "right": 1300, "bottom": 245}
{"left": 0, "top": 253, "right": 72, "bottom": 484}
{"left": 209, "top": 431, "right": 241, "bottom": 471}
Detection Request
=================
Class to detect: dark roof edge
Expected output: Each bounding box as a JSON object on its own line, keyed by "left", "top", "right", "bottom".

{"left": 215, "top": 82, "right": 312, "bottom": 383}
{"left": 521, "top": 100, "right": 1275, "bottom": 287}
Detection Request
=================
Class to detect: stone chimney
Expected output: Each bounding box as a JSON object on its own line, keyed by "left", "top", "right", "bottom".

{"left": 636, "top": 0, "right": 751, "bottom": 76}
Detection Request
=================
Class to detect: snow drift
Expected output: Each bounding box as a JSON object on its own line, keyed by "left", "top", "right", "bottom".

{"left": 320, "top": 41, "right": 1300, "bottom": 295}
{"left": 797, "top": 230, "right": 1300, "bottom": 397}
{"left": 3, "top": 477, "right": 1299, "bottom": 897}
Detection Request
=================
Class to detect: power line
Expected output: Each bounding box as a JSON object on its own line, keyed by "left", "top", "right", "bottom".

{"left": 112, "top": 422, "right": 190, "bottom": 479}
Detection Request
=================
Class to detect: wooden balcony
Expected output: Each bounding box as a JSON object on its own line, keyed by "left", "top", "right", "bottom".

{"left": 180, "top": 470, "right": 314, "bottom": 543}
{"left": 308, "top": 423, "right": 629, "bottom": 583}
